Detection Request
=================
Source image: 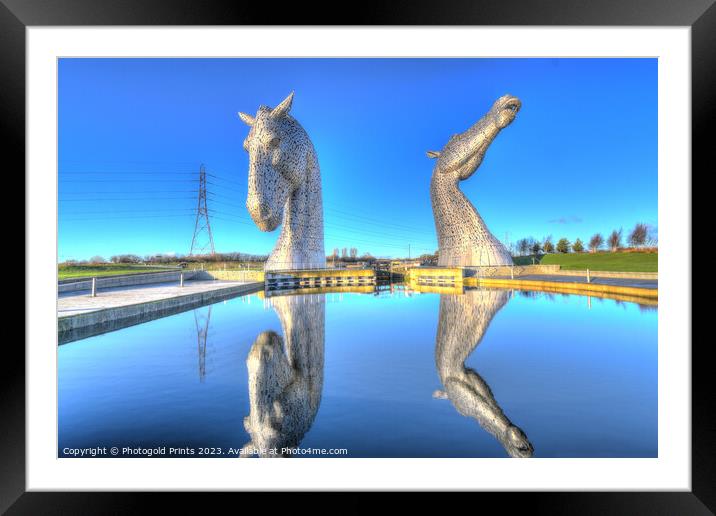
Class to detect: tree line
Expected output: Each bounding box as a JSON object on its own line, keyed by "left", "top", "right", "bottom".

{"left": 62, "top": 248, "right": 381, "bottom": 266}
{"left": 61, "top": 251, "right": 270, "bottom": 266}
{"left": 513, "top": 223, "right": 657, "bottom": 256}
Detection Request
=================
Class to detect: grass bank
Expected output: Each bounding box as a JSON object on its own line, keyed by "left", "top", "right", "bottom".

{"left": 58, "top": 264, "right": 178, "bottom": 280}
{"left": 512, "top": 252, "right": 657, "bottom": 272}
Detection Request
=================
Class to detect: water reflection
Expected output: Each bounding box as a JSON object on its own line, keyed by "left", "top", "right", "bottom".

{"left": 242, "top": 293, "right": 325, "bottom": 457}
{"left": 58, "top": 285, "right": 657, "bottom": 458}
{"left": 193, "top": 306, "right": 212, "bottom": 382}
{"left": 434, "top": 288, "right": 534, "bottom": 457}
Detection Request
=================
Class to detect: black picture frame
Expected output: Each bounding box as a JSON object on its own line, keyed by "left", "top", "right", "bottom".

{"left": 6, "top": 0, "right": 711, "bottom": 513}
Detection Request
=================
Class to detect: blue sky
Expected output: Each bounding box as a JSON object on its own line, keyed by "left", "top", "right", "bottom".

{"left": 58, "top": 58, "right": 657, "bottom": 261}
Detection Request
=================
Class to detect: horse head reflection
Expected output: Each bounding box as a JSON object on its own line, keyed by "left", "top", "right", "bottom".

{"left": 434, "top": 288, "right": 534, "bottom": 457}
{"left": 242, "top": 293, "right": 325, "bottom": 457}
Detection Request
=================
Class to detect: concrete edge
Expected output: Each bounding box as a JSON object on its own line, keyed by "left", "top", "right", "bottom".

{"left": 58, "top": 282, "right": 263, "bottom": 345}
{"left": 470, "top": 277, "right": 658, "bottom": 300}
{"left": 544, "top": 269, "right": 658, "bottom": 280}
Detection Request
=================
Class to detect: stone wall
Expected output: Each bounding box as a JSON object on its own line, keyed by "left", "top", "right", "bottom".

{"left": 463, "top": 264, "right": 561, "bottom": 277}
{"left": 197, "top": 269, "right": 265, "bottom": 282}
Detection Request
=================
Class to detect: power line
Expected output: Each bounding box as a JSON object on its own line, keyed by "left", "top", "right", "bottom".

{"left": 61, "top": 213, "right": 196, "bottom": 221}
{"left": 59, "top": 159, "right": 199, "bottom": 165}
{"left": 59, "top": 197, "right": 196, "bottom": 202}
{"left": 205, "top": 172, "right": 243, "bottom": 187}
{"left": 206, "top": 180, "right": 242, "bottom": 193}
{"left": 206, "top": 189, "right": 432, "bottom": 237}
{"left": 207, "top": 205, "right": 437, "bottom": 246}
{"left": 208, "top": 211, "right": 432, "bottom": 251}
{"left": 60, "top": 191, "right": 197, "bottom": 196}
{"left": 57, "top": 160, "right": 437, "bottom": 256}
{"left": 59, "top": 171, "right": 198, "bottom": 175}
{"left": 61, "top": 208, "right": 196, "bottom": 215}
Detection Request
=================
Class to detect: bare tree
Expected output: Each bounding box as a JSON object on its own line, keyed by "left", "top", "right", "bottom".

{"left": 341, "top": 248, "right": 348, "bottom": 259}
{"left": 517, "top": 238, "right": 529, "bottom": 256}
{"left": 350, "top": 247, "right": 358, "bottom": 259}
{"left": 628, "top": 223, "right": 648, "bottom": 248}
{"left": 588, "top": 233, "right": 604, "bottom": 253}
{"left": 607, "top": 228, "right": 623, "bottom": 252}
{"left": 89, "top": 255, "right": 105, "bottom": 265}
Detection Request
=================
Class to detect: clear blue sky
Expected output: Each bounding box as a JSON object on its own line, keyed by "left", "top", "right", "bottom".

{"left": 58, "top": 58, "right": 657, "bottom": 261}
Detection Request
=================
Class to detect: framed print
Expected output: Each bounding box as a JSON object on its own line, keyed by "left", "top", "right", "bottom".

{"left": 6, "top": 0, "right": 713, "bottom": 512}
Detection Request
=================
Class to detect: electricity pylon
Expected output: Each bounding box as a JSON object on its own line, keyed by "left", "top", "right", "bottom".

{"left": 189, "top": 164, "right": 215, "bottom": 256}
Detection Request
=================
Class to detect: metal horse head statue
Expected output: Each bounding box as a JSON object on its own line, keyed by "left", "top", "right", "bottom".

{"left": 241, "top": 294, "right": 325, "bottom": 457}
{"left": 433, "top": 288, "right": 534, "bottom": 458}
{"left": 428, "top": 95, "right": 521, "bottom": 267}
{"left": 238, "top": 92, "right": 325, "bottom": 271}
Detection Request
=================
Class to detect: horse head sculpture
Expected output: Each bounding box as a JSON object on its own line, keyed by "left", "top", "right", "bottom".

{"left": 241, "top": 293, "right": 325, "bottom": 457}
{"left": 429, "top": 95, "right": 521, "bottom": 267}
{"left": 239, "top": 92, "right": 325, "bottom": 271}
{"left": 434, "top": 288, "right": 534, "bottom": 457}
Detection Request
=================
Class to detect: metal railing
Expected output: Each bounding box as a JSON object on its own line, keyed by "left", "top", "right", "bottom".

{"left": 464, "top": 264, "right": 654, "bottom": 283}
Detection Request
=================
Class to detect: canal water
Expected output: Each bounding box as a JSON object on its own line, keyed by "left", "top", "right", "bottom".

{"left": 58, "top": 286, "right": 657, "bottom": 458}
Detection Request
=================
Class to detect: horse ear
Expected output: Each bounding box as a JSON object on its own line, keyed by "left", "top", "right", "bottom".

{"left": 426, "top": 150, "right": 441, "bottom": 159}
{"left": 271, "top": 91, "right": 294, "bottom": 118}
{"left": 238, "top": 112, "right": 255, "bottom": 126}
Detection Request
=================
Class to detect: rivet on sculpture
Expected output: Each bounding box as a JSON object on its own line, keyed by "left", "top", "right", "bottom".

{"left": 239, "top": 92, "right": 326, "bottom": 271}
{"left": 428, "top": 95, "right": 521, "bottom": 267}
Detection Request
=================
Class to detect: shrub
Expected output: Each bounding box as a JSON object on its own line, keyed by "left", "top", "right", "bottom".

{"left": 556, "top": 238, "right": 570, "bottom": 253}
{"left": 531, "top": 240, "right": 542, "bottom": 255}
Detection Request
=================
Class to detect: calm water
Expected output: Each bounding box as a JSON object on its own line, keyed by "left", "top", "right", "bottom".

{"left": 58, "top": 286, "right": 657, "bottom": 458}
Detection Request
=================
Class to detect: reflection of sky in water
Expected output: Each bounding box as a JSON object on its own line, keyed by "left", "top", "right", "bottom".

{"left": 58, "top": 288, "right": 657, "bottom": 458}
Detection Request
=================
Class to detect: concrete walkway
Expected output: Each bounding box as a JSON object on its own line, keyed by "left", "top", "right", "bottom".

{"left": 58, "top": 280, "right": 255, "bottom": 317}
{"left": 58, "top": 279, "right": 263, "bottom": 345}
{"left": 487, "top": 274, "right": 658, "bottom": 289}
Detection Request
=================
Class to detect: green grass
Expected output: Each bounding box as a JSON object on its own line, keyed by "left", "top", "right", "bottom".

{"left": 512, "top": 255, "right": 542, "bottom": 266}
{"left": 512, "top": 252, "right": 657, "bottom": 272}
{"left": 58, "top": 264, "right": 177, "bottom": 280}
